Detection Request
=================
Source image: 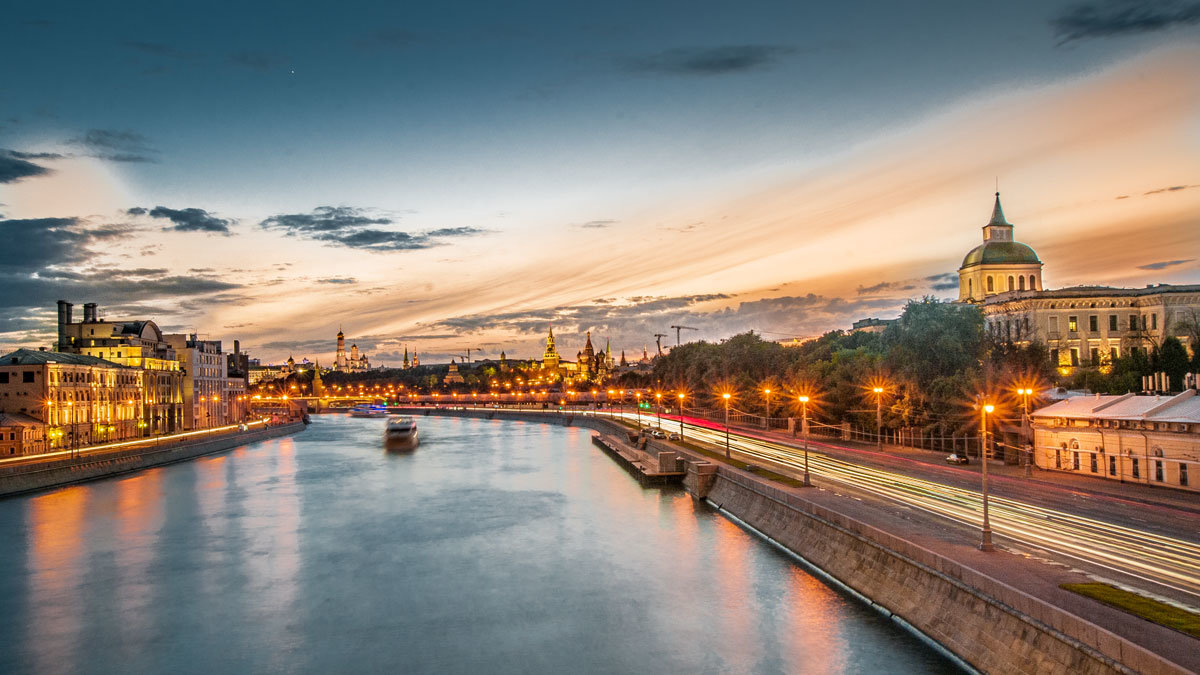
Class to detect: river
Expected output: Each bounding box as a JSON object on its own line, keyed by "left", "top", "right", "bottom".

{"left": 0, "top": 414, "right": 959, "bottom": 674}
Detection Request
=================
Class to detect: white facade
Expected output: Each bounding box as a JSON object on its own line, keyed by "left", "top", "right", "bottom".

{"left": 166, "top": 334, "right": 229, "bottom": 430}
{"left": 1031, "top": 391, "right": 1200, "bottom": 492}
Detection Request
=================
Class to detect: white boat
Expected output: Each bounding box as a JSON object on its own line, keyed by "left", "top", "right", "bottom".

{"left": 384, "top": 416, "right": 419, "bottom": 451}
{"left": 350, "top": 404, "right": 388, "bottom": 418}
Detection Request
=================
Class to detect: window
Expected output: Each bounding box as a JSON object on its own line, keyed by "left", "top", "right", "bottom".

{"left": 1073, "top": 452, "right": 1080, "bottom": 470}
{"left": 1109, "top": 456, "right": 1117, "bottom": 476}
{"left": 1091, "top": 348, "right": 1099, "bottom": 365}
{"left": 0, "top": 373, "right": 7, "bottom": 384}
{"left": 1068, "top": 316, "right": 1078, "bottom": 332}
{"left": 967, "top": 279, "right": 973, "bottom": 297}
{"left": 1049, "top": 316, "right": 1059, "bottom": 333}
{"left": 1019, "top": 276, "right": 1025, "bottom": 291}
{"left": 1182, "top": 464, "right": 1189, "bottom": 486}
{"left": 1155, "top": 460, "right": 1163, "bottom": 482}
{"left": 1090, "top": 454, "right": 1097, "bottom": 472}
{"left": 1132, "top": 458, "right": 1140, "bottom": 479}
{"left": 22, "top": 372, "right": 34, "bottom": 383}
{"left": 1109, "top": 315, "right": 1118, "bottom": 331}
{"left": 1129, "top": 315, "right": 1138, "bottom": 331}
{"left": 987, "top": 277, "right": 994, "bottom": 293}
{"left": 1029, "top": 274, "right": 1036, "bottom": 290}
{"left": 1050, "top": 348, "right": 1059, "bottom": 364}
{"left": 1110, "top": 347, "right": 1118, "bottom": 362}
{"left": 1089, "top": 316, "right": 1098, "bottom": 332}
{"left": 1007, "top": 276, "right": 1014, "bottom": 291}
{"left": 1070, "top": 348, "right": 1079, "bottom": 366}
{"left": 1151, "top": 314, "right": 1157, "bottom": 330}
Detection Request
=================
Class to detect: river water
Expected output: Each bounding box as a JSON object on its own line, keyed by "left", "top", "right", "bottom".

{"left": 0, "top": 414, "right": 959, "bottom": 674}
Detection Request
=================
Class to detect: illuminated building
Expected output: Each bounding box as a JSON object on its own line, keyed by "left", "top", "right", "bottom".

{"left": 1031, "top": 392, "right": 1199, "bottom": 492}
{"left": 334, "top": 327, "right": 371, "bottom": 372}
{"left": 55, "top": 300, "right": 183, "bottom": 434}
{"left": 0, "top": 348, "right": 142, "bottom": 451}
{"left": 443, "top": 359, "right": 465, "bottom": 384}
{"left": 0, "top": 412, "right": 46, "bottom": 456}
{"left": 166, "top": 334, "right": 229, "bottom": 430}
{"left": 957, "top": 193, "right": 1043, "bottom": 302}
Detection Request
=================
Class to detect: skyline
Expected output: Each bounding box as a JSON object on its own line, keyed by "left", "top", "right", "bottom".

{"left": 3, "top": 2, "right": 1200, "bottom": 365}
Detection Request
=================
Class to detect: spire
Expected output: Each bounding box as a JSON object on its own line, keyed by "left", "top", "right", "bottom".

{"left": 989, "top": 192, "right": 1010, "bottom": 227}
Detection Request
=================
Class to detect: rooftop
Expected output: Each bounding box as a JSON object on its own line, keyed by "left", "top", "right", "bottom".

{"left": 1031, "top": 391, "right": 1200, "bottom": 424}
{"left": 0, "top": 412, "right": 42, "bottom": 427}
{"left": 983, "top": 283, "right": 1200, "bottom": 305}
{"left": 0, "top": 348, "right": 128, "bottom": 369}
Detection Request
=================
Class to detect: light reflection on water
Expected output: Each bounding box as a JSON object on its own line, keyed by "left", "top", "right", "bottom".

{"left": 0, "top": 415, "right": 959, "bottom": 674}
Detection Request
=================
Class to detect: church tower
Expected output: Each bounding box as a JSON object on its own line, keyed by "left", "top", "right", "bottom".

{"left": 958, "top": 193, "right": 1043, "bottom": 303}
{"left": 312, "top": 360, "right": 325, "bottom": 397}
{"left": 403, "top": 346, "right": 409, "bottom": 369}
{"left": 543, "top": 324, "right": 560, "bottom": 370}
{"left": 336, "top": 327, "right": 347, "bottom": 370}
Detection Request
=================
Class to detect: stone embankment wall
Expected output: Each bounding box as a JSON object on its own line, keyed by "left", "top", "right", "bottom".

{"left": 0, "top": 422, "right": 306, "bottom": 498}
{"left": 408, "top": 407, "right": 1188, "bottom": 675}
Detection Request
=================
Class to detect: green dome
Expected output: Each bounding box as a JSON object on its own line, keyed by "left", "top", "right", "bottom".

{"left": 960, "top": 241, "right": 1041, "bottom": 268}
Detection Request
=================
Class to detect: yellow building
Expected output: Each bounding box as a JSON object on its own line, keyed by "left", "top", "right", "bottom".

{"left": 0, "top": 348, "right": 143, "bottom": 452}
{"left": 957, "top": 193, "right": 1043, "bottom": 302}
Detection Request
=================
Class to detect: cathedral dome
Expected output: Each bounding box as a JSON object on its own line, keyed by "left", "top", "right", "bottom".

{"left": 960, "top": 241, "right": 1041, "bottom": 268}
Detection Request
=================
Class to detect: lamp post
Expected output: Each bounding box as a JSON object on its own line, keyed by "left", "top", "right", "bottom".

{"left": 980, "top": 402, "right": 995, "bottom": 552}
{"left": 763, "top": 388, "right": 772, "bottom": 430}
{"left": 722, "top": 393, "right": 732, "bottom": 459}
{"left": 799, "top": 395, "right": 812, "bottom": 487}
{"left": 1017, "top": 387, "right": 1034, "bottom": 477}
{"left": 873, "top": 386, "right": 884, "bottom": 450}
{"left": 655, "top": 392, "right": 663, "bottom": 429}
{"left": 635, "top": 392, "right": 641, "bottom": 427}
{"left": 677, "top": 393, "right": 685, "bottom": 440}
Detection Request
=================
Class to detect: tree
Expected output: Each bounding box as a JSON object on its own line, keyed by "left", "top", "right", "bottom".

{"left": 1156, "top": 337, "right": 1191, "bottom": 391}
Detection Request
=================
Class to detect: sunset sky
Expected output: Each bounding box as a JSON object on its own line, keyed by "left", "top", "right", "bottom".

{"left": 2, "top": 1, "right": 1199, "bottom": 365}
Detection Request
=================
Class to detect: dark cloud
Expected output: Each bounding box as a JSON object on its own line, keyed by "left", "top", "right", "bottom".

{"left": 315, "top": 277, "right": 358, "bottom": 284}
{"left": 0, "top": 150, "right": 54, "bottom": 183}
{"left": 67, "top": 129, "right": 158, "bottom": 163}
{"left": 1052, "top": 0, "right": 1200, "bottom": 43}
{"left": 579, "top": 220, "right": 616, "bottom": 229}
{"left": 126, "top": 207, "right": 147, "bottom": 215}
{"left": 141, "top": 206, "right": 235, "bottom": 234}
{"left": 1137, "top": 258, "right": 1194, "bottom": 270}
{"left": 924, "top": 272, "right": 960, "bottom": 292}
{"left": 229, "top": 50, "right": 286, "bottom": 70}
{"left": 0, "top": 217, "right": 98, "bottom": 271}
{"left": 1144, "top": 184, "right": 1198, "bottom": 194}
{"left": 627, "top": 46, "right": 793, "bottom": 76}
{"left": 260, "top": 206, "right": 487, "bottom": 252}
{"left": 857, "top": 280, "right": 916, "bottom": 295}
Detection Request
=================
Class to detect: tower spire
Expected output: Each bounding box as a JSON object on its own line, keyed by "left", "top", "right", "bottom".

{"left": 989, "top": 191, "right": 1010, "bottom": 227}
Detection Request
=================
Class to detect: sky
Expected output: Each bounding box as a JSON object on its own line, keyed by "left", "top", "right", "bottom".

{"left": 2, "top": 0, "right": 1199, "bottom": 365}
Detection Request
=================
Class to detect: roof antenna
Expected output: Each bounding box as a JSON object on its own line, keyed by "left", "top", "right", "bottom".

{"left": 995, "top": 176, "right": 999, "bottom": 196}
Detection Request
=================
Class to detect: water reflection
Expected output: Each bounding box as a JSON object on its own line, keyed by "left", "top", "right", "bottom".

{"left": 1, "top": 415, "right": 958, "bottom": 675}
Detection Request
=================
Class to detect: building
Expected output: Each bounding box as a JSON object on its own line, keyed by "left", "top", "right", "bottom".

{"left": 0, "top": 348, "right": 143, "bottom": 451}
{"left": 955, "top": 197, "right": 1199, "bottom": 368}
{"left": 1031, "top": 390, "right": 1199, "bottom": 492}
{"left": 957, "top": 193, "right": 1043, "bottom": 302}
{"left": 443, "top": 359, "right": 465, "bottom": 384}
{"left": 542, "top": 325, "right": 560, "bottom": 371}
{"left": 0, "top": 412, "right": 46, "bottom": 457}
{"left": 335, "top": 328, "right": 371, "bottom": 372}
{"left": 165, "top": 334, "right": 229, "bottom": 430}
{"left": 851, "top": 318, "right": 896, "bottom": 334}
{"left": 55, "top": 300, "right": 184, "bottom": 434}
{"left": 227, "top": 339, "right": 250, "bottom": 384}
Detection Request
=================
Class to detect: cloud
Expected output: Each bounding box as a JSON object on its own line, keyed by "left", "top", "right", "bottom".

{"left": 1052, "top": 0, "right": 1200, "bottom": 43}
{"left": 139, "top": 206, "right": 235, "bottom": 234}
{"left": 315, "top": 277, "right": 358, "bottom": 284}
{"left": 260, "top": 206, "right": 487, "bottom": 252}
{"left": 626, "top": 46, "right": 793, "bottom": 76}
{"left": 1137, "top": 258, "right": 1194, "bottom": 270}
{"left": 67, "top": 129, "right": 158, "bottom": 163}
{"left": 0, "top": 150, "right": 53, "bottom": 183}
{"left": 924, "top": 272, "right": 960, "bottom": 291}
{"left": 856, "top": 280, "right": 916, "bottom": 295}
{"left": 0, "top": 217, "right": 98, "bottom": 271}
{"left": 1144, "top": 184, "right": 1198, "bottom": 194}
{"left": 578, "top": 219, "right": 616, "bottom": 229}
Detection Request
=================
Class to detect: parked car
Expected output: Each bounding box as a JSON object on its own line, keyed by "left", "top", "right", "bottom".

{"left": 650, "top": 429, "right": 667, "bottom": 439}
{"left": 946, "top": 453, "right": 969, "bottom": 465}
{"left": 668, "top": 432, "right": 681, "bottom": 441}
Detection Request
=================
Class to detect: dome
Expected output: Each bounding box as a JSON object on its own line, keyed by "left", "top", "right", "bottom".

{"left": 960, "top": 241, "right": 1040, "bottom": 268}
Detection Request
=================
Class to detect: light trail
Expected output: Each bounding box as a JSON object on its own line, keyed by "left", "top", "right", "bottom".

{"left": 609, "top": 410, "right": 1200, "bottom": 601}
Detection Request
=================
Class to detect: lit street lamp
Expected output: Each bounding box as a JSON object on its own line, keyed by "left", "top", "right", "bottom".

{"left": 655, "top": 392, "right": 662, "bottom": 429}
{"left": 980, "top": 402, "right": 995, "bottom": 552}
{"left": 677, "top": 393, "right": 685, "bottom": 440}
{"left": 1017, "top": 387, "right": 1034, "bottom": 477}
{"left": 722, "top": 392, "right": 732, "bottom": 459}
{"left": 635, "top": 392, "right": 642, "bottom": 427}
{"left": 763, "top": 388, "right": 772, "bottom": 430}
{"left": 799, "top": 395, "right": 812, "bottom": 487}
{"left": 873, "top": 386, "right": 884, "bottom": 450}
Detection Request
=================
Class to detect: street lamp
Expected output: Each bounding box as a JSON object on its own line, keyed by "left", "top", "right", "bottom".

{"left": 799, "top": 395, "right": 812, "bottom": 487}
{"left": 677, "top": 393, "right": 685, "bottom": 440}
{"left": 655, "top": 392, "right": 662, "bottom": 429}
{"left": 979, "top": 402, "right": 995, "bottom": 552}
{"left": 1017, "top": 387, "right": 1034, "bottom": 477}
{"left": 872, "top": 386, "right": 884, "bottom": 450}
{"left": 635, "top": 392, "right": 642, "bottom": 427}
{"left": 763, "top": 388, "right": 772, "bottom": 430}
{"left": 722, "top": 392, "right": 732, "bottom": 459}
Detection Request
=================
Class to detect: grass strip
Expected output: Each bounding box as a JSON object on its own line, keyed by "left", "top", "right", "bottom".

{"left": 1061, "top": 582, "right": 1200, "bottom": 639}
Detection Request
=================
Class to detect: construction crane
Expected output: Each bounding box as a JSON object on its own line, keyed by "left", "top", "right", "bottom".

{"left": 670, "top": 325, "right": 698, "bottom": 346}
{"left": 654, "top": 333, "right": 668, "bottom": 355}
{"left": 455, "top": 347, "right": 484, "bottom": 363}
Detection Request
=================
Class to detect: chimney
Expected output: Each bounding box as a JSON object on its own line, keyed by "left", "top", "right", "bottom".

{"left": 233, "top": 340, "right": 240, "bottom": 355}
{"left": 56, "top": 300, "right": 73, "bottom": 351}
{"left": 83, "top": 302, "right": 97, "bottom": 323}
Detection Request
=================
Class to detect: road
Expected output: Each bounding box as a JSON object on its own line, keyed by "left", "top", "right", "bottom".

{"left": 609, "top": 409, "right": 1200, "bottom": 608}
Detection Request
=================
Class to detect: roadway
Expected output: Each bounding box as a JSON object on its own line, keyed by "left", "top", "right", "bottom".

{"left": 605, "top": 409, "right": 1200, "bottom": 610}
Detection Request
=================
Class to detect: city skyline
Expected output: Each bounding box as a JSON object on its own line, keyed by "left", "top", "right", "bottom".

{"left": 3, "top": 2, "right": 1199, "bottom": 364}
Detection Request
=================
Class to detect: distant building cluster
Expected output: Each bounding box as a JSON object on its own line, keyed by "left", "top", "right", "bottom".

{"left": 0, "top": 300, "right": 253, "bottom": 457}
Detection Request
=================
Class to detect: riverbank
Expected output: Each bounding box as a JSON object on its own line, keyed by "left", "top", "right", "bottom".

{"left": 398, "top": 406, "right": 1194, "bottom": 675}
{"left": 0, "top": 422, "right": 306, "bottom": 498}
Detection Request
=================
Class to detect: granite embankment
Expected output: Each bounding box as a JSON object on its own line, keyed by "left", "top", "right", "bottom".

{"left": 0, "top": 422, "right": 306, "bottom": 497}
{"left": 405, "top": 407, "right": 1193, "bottom": 675}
